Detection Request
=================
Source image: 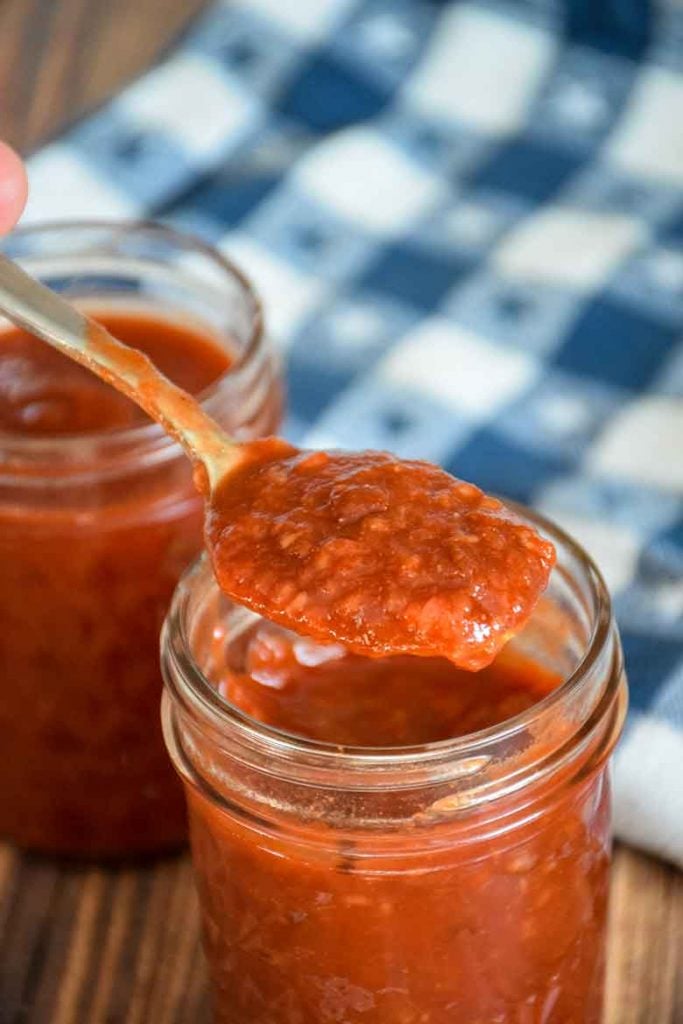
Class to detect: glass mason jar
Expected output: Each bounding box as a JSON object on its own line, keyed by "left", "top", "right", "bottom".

{"left": 162, "top": 510, "right": 627, "bottom": 1024}
{"left": 0, "top": 221, "right": 282, "bottom": 857}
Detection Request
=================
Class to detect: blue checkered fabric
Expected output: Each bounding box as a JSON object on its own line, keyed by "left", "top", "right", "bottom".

{"left": 18, "top": 0, "right": 683, "bottom": 865}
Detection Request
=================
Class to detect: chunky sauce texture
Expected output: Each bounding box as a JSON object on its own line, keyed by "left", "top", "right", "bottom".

{"left": 0, "top": 310, "right": 236, "bottom": 854}
{"left": 207, "top": 445, "right": 556, "bottom": 671}
{"left": 187, "top": 624, "right": 611, "bottom": 1024}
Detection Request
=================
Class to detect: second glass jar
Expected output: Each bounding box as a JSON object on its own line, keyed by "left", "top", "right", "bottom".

{"left": 0, "top": 221, "right": 282, "bottom": 857}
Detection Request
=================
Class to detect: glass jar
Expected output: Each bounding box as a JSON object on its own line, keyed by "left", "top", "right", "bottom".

{"left": 162, "top": 509, "right": 627, "bottom": 1024}
{"left": 0, "top": 221, "right": 282, "bottom": 857}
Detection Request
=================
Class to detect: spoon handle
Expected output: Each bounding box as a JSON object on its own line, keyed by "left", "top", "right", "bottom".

{"left": 0, "top": 253, "right": 240, "bottom": 488}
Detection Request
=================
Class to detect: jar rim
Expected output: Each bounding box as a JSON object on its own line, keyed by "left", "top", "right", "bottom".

{"left": 162, "top": 500, "right": 621, "bottom": 776}
{"left": 0, "top": 218, "right": 265, "bottom": 460}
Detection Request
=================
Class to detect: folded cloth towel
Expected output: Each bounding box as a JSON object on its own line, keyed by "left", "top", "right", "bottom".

{"left": 17, "top": 0, "right": 683, "bottom": 867}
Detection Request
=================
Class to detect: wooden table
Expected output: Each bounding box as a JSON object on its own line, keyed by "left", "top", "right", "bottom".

{"left": 0, "top": 2, "right": 681, "bottom": 1021}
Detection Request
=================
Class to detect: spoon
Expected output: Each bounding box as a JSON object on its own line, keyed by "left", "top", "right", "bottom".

{"left": 0, "top": 253, "right": 555, "bottom": 670}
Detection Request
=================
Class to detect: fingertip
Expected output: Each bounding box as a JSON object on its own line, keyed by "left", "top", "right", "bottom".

{"left": 0, "top": 142, "right": 28, "bottom": 234}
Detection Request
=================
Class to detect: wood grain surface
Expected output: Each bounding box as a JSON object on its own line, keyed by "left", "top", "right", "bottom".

{"left": 0, "top": 1, "right": 681, "bottom": 1021}
{"left": 0, "top": 0, "right": 206, "bottom": 153}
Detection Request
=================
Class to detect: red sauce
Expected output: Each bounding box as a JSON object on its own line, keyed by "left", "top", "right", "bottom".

{"left": 184, "top": 622, "right": 611, "bottom": 1024}
{"left": 0, "top": 309, "right": 228, "bottom": 435}
{"left": 207, "top": 445, "right": 556, "bottom": 671}
{"left": 0, "top": 308, "right": 280, "bottom": 856}
{"left": 218, "top": 620, "right": 559, "bottom": 746}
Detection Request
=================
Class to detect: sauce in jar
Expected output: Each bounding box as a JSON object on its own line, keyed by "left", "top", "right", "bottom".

{"left": 0, "top": 311, "right": 230, "bottom": 435}
{"left": 217, "top": 620, "right": 560, "bottom": 745}
{"left": 0, "top": 260, "right": 281, "bottom": 857}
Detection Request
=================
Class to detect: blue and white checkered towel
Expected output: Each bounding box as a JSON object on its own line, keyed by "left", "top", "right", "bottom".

{"left": 19, "top": 0, "right": 683, "bottom": 867}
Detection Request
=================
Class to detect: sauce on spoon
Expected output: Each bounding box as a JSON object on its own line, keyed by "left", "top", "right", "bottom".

{"left": 206, "top": 442, "right": 555, "bottom": 671}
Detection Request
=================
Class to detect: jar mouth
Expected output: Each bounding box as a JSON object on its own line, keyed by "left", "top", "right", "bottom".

{"left": 162, "top": 501, "right": 620, "bottom": 774}
{"left": 0, "top": 219, "right": 265, "bottom": 460}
